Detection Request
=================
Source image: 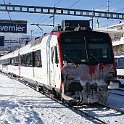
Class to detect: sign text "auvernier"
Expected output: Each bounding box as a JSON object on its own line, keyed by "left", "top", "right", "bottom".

{"left": 0, "top": 20, "right": 27, "bottom": 33}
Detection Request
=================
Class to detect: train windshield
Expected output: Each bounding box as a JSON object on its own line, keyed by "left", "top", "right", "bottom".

{"left": 60, "top": 31, "right": 113, "bottom": 65}
{"left": 61, "top": 36, "right": 88, "bottom": 64}
{"left": 87, "top": 32, "right": 113, "bottom": 64}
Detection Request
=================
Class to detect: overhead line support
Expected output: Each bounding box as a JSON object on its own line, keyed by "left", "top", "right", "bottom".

{"left": 0, "top": 4, "right": 124, "bottom": 20}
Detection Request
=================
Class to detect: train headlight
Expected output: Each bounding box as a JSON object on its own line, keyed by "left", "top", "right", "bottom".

{"left": 66, "top": 74, "right": 75, "bottom": 80}
{"left": 104, "top": 72, "right": 115, "bottom": 81}
{"left": 108, "top": 72, "right": 114, "bottom": 79}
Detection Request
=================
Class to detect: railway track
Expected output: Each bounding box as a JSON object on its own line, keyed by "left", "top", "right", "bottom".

{"left": 74, "top": 103, "right": 124, "bottom": 124}
{"left": 3, "top": 73, "right": 124, "bottom": 124}
{"left": 18, "top": 79, "right": 124, "bottom": 124}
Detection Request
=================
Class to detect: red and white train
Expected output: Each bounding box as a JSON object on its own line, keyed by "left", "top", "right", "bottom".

{"left": 0, "top": 20, "right": 119, "bottom": 104}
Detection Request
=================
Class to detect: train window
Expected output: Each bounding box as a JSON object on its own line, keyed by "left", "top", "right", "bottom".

{"left": 21, "top": 55, "right": 26, "bottom": 66}
{"left": 34, "top": 50, "right": 42, "bottom": 67}
{"left": 14, "top": 57, "right": 18, "bottom": 66}
{"left": 55, "top": 46, "right": 59, "bottom": 64}
{"left": 51, "top": 47, "right": 54, "bottom": 63}
{"left": 11, "top": 58, "right": 14, "bottom": 65}
{"left": 87, "top": 33, "right": 113, "bottom": 64}
{"left": 10, "top": 58, "right": 12, "bottom": 65}
{"left": 51, "top": 46, "right": 59, "bottom": 64}
{"left": 2, "top": 59, "right": 10, "bottom": 65}
{"left": 61, "top": 41, "right": 88, "bottom": 64}
{"left": 21, "top": 53, "right": 33, "bottom": 67}
{"left": 20, "top": 51, "right": 41, "bottom": 67}
{"left": 26, "top": 53, "right": 33, "bottom": 67}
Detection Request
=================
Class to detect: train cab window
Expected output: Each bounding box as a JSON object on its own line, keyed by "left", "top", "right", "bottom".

{"left": 34, "top": 50, "right": 42, "bottom": 67}
{"left": 87, "top": 33, "right": 113, "bottom": 64}
{"left": 61, "top": 36, "right": 88, "bottom": 64}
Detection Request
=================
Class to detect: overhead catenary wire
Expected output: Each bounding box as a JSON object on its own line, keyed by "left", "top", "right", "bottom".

{"left": 31, "top": 0, "right": 82, "bottom": 30}
{"left": 31, "top": 0, "right": 123, "bottom": 33}
{"left": 46, "top": 0, "right": 81, "bottom": 25}
{"left": 39, "top": 0, "right": 81, "bottom": 24}
{"left": 95, "top": 0, "right": 124, "bottom": 28}
{"left": 33, "top": 0, "right": 65, "bottom": 26}
{"left": 54, "top": 0, "right": 65, "bottom": 6}
{"left": 68, "top": 0, "right": 81, "bottom": 9}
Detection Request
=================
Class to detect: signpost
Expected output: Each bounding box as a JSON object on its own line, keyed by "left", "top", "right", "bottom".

{"left": 0, "top": 20, "right": 27, "bottom": 33}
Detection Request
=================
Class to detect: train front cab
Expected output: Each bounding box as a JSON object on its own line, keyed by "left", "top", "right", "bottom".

{"left": 54, "top": 30, "right": 119, "bottom": 104}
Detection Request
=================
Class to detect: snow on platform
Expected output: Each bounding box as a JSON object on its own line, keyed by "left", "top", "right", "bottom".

{"left": 0, "top": 73, "right": 92, "bottom": 124}
{"left": 0, "top": 73, "right": 124, "bottom": 124}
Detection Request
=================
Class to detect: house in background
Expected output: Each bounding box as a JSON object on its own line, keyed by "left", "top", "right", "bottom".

{"left": 95, "top": 23, "right": 124, "bottom": 56}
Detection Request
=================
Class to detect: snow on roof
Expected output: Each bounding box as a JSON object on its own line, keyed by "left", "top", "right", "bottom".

{"left": 112, "top": 36, "right": 124, "bottom": 46}
{"left": 95, "top": 28, "right": 124, "bottom": 33}
{"left": 107, "top": 23, "right": 124, "bottom": 29}
{"left": 112, "top": 40, "right": 124, "bottom": 46}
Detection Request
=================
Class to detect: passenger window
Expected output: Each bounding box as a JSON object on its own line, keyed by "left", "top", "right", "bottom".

{"left": 26, "top": 53, "right": 33, "bottom": 67}
{"left": 34, "top": 50, "right": 42, "bottom": 67}
{"left": 21, "top": 55, "right": 26, "bottom": 66}
{"left": 14, "top": 57, "right": 18, "bottom": 66}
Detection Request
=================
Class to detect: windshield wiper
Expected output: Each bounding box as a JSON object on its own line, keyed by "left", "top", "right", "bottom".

{"left": 90, "top": 53, "right": 99, "bottom": 64}
{"left": 63, "top": 54, "right": 75, "bottom": 63}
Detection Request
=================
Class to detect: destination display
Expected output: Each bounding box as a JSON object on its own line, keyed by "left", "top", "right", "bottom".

{"left": 0, "top": 20, "right": 27, "bottom": 33}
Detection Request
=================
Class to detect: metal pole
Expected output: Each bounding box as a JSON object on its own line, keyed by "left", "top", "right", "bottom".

{"left": 107, "top": 0, "right": 110, "bottom": 12}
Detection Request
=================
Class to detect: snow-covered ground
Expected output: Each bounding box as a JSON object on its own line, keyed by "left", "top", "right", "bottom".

{"left": 0, "top": 73, "right": 124, "bottom": 124}
{"left": 0, "top": 73, "right": 94, "bottom": 124}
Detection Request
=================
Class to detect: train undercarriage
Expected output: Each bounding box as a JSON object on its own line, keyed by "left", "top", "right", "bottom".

{"left": 61, "top": 80, "right": 109, "bottom": 105}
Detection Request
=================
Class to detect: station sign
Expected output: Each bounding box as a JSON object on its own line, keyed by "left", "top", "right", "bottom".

{"left": 0, "top": 20, "right": 27, "bottom": 33}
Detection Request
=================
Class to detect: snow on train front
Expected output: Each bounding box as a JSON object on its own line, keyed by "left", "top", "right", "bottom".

{"left": 61, "top": 63, "right": 116, "bottom": 104}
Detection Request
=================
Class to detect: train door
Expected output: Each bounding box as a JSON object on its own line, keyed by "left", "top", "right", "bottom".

{"left": 46, "top": 35, "right": 60, "bottom": 88}
{"left": 50, "top": 46, "right": 60, "bottom": 88}
{"left": 46, "top": 35, "right": 52, "bottom": 86}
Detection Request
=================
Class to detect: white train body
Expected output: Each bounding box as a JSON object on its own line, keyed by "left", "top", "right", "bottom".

{"left": 0, "top": 22, "right": 118, "bottom": 104}
{"left": 114, "top": 55, "right": 124, "bottom": 86}
{"left": 0, "top": 34, "right": 62, "bottom": 90}
{"left": 115, "top": 55, "right": 124, "bottom": 77}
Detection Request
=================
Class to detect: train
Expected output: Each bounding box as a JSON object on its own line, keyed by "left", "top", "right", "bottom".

{"left": 0, "top": 20, "right": 119, "bottom": 105}
{"left": 115, "top": 55, "right": 124, "bottom": 87}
